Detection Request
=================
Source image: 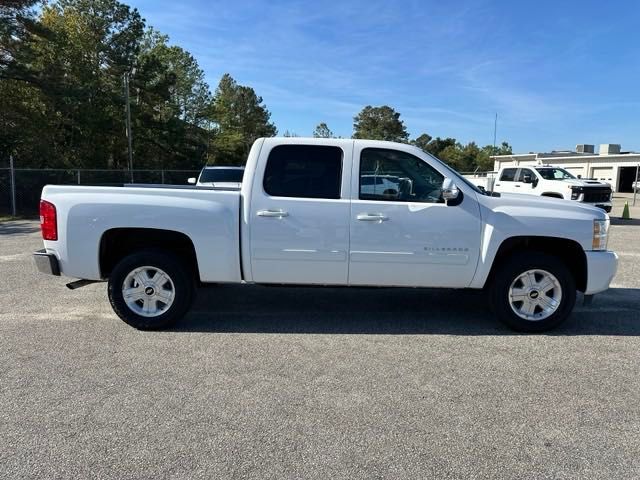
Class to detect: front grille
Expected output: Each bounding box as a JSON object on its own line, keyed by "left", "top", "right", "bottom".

{"left": 582, "top": 187, "right": 611, "bottom": 203}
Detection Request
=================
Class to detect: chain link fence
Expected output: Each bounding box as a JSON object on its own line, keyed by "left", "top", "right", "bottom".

{"left": 0, "top": 167, "right": 200, "bottom": 217}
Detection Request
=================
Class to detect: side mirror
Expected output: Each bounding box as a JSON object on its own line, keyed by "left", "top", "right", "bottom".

{"left": 442, "top": 177, "right": 459, "bottom": 202}
{"left": 187, "top": 177, "right": 196, "bottom": 184}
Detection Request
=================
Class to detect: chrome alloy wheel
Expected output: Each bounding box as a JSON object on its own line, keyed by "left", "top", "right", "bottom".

{"left": 122, "top": 266, "right": 175, "bottom": 317}
{"left": 508, "top": 269, "right": 562, "bottom": 321}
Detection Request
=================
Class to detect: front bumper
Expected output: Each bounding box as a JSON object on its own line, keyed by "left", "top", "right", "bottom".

{"left": 33, "top": 249, "right": 60, "bottom": 276}
{"left": 584, "top": 250, "right": 618, "bottom": 295}
{"left": 595, "top": 203, "right": 612, "bottom": 213}
{"left": 581, "top": 201, "right": 612, "bottom": 212}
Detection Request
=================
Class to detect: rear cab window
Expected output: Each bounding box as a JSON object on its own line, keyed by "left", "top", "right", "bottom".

{"left": 263, "top": 145, "right": 343, "bottom": 199}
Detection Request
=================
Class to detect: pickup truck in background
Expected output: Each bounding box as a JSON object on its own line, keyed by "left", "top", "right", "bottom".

{"left": 473, "top": 166, "right": 613, "bottom": 212}
{"left": 187, "top": 165, "right": 244, "bottom": 188}
{"left": 33, "top": 138, "right": 618, "bottom": 332}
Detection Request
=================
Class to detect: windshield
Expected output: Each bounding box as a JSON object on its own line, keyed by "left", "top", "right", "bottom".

{"left": 536, "top": 167, "right": 575, "bottom": 180}
{"left": 199, "top": 168, "right": 244, "bottom": 183}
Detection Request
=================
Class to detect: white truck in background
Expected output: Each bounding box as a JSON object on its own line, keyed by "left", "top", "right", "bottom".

{"left": 34, "top": 138, "right": 618, "bottom": 333}
{"left": 188, "top": 166, "right": 244, "bottom": 188}
{"left": 470, "top": 166, "right": 613, "bottom": 212}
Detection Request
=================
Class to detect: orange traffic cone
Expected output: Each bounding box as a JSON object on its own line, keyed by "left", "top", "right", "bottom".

{"left": 621, "top": 201, "right": 631, "bottom": 220}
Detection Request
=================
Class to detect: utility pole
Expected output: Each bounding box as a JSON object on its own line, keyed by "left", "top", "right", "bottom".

{"left": 124, "top": 71, "right": 134, "bottom": 182}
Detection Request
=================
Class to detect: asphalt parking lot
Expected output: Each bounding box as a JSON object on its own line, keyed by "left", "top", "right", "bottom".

{"left": 1, "top": 205, "right": 639, "bottom": 479}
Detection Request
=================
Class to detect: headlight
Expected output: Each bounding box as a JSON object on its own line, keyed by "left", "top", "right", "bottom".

{"left": 571, "top": 186, "right": 583, "bottom": 200}
{"left": 592, "top": 219, "right": 609, "bottom": 251}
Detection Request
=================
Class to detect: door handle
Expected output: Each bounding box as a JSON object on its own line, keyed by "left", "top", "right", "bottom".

{"left": 495, "top": 183, "right": 501, "bottom": 186}
{"left": 357, "top": 213, "right": 389, "bottom": 222}
{"left": 515, "top": 185, "right": 521, "bottom": 187}
{"left": 257, "top": 209, "right": 289, "bottom": 218}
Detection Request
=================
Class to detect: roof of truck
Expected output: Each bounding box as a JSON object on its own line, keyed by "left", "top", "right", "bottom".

{"left": 261, "top": 137, "right": 429, "bottom": 154}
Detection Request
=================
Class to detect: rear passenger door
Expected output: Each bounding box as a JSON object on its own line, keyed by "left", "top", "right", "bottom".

{"left": 495, "top": 168, "right": 518, "bottom": 193}
{"left": 249, "top": 142, "right": 352, "bottom": 285}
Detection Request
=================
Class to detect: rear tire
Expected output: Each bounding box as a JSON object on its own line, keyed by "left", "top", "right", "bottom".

{"left": 108, "top": 250, "right": 194, "bottom": 330}
{"left": 489, "top": 252, "right": 576, "bottom": 332}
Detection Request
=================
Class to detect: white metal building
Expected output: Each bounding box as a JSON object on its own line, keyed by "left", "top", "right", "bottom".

{"left": 492, "top": 144, "right": 640, "bottom": 192}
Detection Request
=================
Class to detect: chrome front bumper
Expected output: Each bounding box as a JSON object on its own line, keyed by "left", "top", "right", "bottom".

{"left": 584, "top": 250, "right": 618, "bottom": 295}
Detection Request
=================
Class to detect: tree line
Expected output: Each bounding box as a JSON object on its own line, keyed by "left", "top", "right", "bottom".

{"left": 351, "top": 105, "right": 512, "bottom": 172}
{"left": 1, "top": 0, "right": 511, "bottom": 172}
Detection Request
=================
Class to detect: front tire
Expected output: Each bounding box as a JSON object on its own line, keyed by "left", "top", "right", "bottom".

{"left": 108, "top": 250, "right": 194, "bottom": 330}
{"left": 490, "top": 252, "right": 576, "bottom": 332}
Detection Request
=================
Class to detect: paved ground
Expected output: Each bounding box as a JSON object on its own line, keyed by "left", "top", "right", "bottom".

{"left": 1, "top": 207, "right": 639, "bottom": 479}
{"left": 612, "top": 192, "right": 640, "bottom": 222}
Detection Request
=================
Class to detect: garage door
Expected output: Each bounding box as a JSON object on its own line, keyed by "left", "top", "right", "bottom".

{"left": 565, "top": 167, "right": 585, "bottom": 178}
{"left": 590, "top": 167, "right": 614, "bottom": 182}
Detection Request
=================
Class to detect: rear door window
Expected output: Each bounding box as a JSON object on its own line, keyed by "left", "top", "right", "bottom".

{"left": 263, "top": 145, "right": 343, "bottom": 199}
{"left": 500, "top": 168, "right": 517, "bottom": 181}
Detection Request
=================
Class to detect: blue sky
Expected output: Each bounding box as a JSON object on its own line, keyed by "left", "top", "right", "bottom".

{"left": 127, "top": 0, "right": 640, "bottom": 153}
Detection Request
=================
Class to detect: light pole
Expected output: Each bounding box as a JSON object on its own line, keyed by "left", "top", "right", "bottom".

{"left": 492, "top": 112, "right": 498, "bottom": 153}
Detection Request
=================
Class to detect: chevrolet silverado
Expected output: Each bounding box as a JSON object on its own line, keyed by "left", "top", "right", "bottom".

{"left": 34, "top": 138, "right": 618, "bottom": 332}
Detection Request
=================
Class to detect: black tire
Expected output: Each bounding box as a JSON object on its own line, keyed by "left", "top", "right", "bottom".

{"left": 489, "top": 252, "right": 576, "bottom": 332}
{"left": 108, "top": 250, "right": 194, "bottom": 330}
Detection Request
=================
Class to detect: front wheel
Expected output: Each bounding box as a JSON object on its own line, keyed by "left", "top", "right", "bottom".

{"left": 490, "top": 252, "right": 576, "bottom": 332}
{"left": 108, "top": 250, "right": 194, "bottom": 330}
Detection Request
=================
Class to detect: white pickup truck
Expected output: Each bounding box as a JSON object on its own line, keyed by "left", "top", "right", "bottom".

{"left": 475, "top": 166, "right": 613, "bottom": 212}
{"left": 33, "top": 138, "right": 618, "bottom": 332}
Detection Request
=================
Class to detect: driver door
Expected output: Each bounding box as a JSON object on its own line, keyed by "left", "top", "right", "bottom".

{"left": 348, "top": 146, "right": 482, "bottom": 288}
{"left": 512, "top": 168, "right": 534, "bottom": 193}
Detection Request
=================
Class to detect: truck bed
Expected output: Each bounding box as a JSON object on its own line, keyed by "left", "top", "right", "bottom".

{"left": 40, "top": 184, "right": 242, "bottom": 283}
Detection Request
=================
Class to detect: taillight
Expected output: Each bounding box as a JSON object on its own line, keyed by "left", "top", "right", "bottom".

{"left": 40, "top": 200, "right": 58, "bottom": 241}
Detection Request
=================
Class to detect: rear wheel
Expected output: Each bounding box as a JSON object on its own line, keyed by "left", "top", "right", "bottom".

{"left": 490, "top": 252, "right": 576, "bottom": 332}
{"left": 108, "top": 250, "right": 194, "bottom": 330}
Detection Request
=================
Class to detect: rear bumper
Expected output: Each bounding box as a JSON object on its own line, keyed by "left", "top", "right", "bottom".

{"left": 584, "top": 250, "right": 618, "bottom": 295}
{"left": 33, "top": 249, "right": 60, "bottom": 276}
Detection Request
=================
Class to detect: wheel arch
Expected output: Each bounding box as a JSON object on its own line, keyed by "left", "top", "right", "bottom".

{"left": 484, "top": 236, "right": 587, "bottom": 292}
{"left": 99, "top": 228, "right": 199, "bottom": 281}
{"left": 541, "top": 192, "right": 564, "bottom": 199}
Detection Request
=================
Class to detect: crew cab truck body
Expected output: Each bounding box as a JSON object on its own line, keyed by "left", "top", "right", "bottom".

{"left": 34, "top": 138, "right": 618, "bottom": 332}
{"left": 484, "top": 166, "right": 613, "bottom": 212}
